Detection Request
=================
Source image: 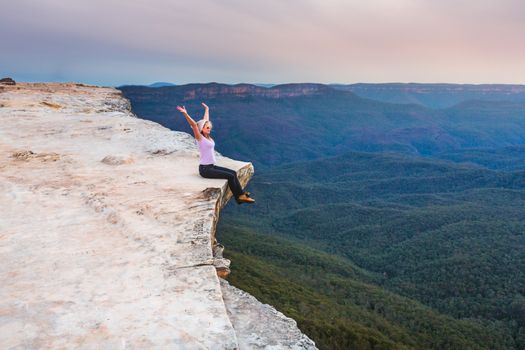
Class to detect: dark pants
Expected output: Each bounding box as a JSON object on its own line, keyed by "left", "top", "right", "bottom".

{"left": 199, "top": 164, "right": 244, "bottom": 199}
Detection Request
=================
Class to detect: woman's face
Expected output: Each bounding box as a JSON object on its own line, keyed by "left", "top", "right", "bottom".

{"left": 203, "top": 121, "right": 213, "bottom": 135}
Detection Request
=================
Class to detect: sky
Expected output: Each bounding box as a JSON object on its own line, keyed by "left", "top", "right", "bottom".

{"left": 1, "top": 0, "right": 524, "bottom": 86}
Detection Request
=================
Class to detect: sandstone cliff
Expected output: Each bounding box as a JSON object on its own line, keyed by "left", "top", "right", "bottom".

{"left": 125, "top": 82, "right": 334, "bottom": 100}
{"left": 0, "top": 83, "right": 316, "bottom": 349}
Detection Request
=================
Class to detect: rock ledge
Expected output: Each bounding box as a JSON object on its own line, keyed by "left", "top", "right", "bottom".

{"left": 0, "top": 83, "right": 316, "bottom": 349}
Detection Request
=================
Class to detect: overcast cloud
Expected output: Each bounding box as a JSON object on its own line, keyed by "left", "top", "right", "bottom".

{"left": 1, "top": 0, "right": 524, "bottom": 85}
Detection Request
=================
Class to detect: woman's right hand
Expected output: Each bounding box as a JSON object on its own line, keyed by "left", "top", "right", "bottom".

{"left": 176, "top": 105, "right": 187, "bottom": 114}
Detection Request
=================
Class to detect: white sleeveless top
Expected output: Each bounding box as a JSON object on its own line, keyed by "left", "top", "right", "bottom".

{"left": 197, "top": 137, "right": 217, "bottom": 165}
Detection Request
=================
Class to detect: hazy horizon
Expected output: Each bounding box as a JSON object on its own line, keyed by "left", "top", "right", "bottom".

{"left": 8, "top": 80, "right": 525, "bottom": 88}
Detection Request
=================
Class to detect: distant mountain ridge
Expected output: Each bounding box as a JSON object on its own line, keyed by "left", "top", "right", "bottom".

{"left": 124, "top": 82, "right": 525, "bottom": 107}
{"left": 148, "top": 82, "right": 176, "bottom": 87}
{"left": 122, "top": 82, "right": 336, "bottom": 99}
{"left": 119, "top": 82, "right": 525, "bottom": 168}
{"left": 331, "top": 83, "right": 525, "bottom": 108}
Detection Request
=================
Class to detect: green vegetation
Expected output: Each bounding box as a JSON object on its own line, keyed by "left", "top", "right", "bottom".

{"left": 218, "top": 152, "right": 525, "bottom": 349}
{"left": 122, "top": 83, "right": 525, "bottom": 349}
{"left": 436, "top": 146, "right": 525, "bottom": 171}
{"left": 219, "top": 223, "right": 516, "bottom": 349}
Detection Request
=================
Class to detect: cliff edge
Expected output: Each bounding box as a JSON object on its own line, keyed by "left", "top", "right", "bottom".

{"left": 0, "top": 83, "right": 316, "bottom": 349}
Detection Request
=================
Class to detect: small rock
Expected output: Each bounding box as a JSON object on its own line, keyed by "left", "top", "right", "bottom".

{"left": 101, "top": 155, "right": 134, "bottom": 165}
{"left": 41, "top": 101, "right": 63, "bottom": 109}
{"left": 0, "top": 77, "right": 16, "bottom": 85}
{"left": 150, "top": 149, "right": 174, "bottom": 156}
{"left": 213, "top": 243, "right": 225, "bottom": 258}
{"left": 202, "top": 188, "right": 221, "bottom": 200}
{"left": 10, "top": 151, "right": 60, "bottom": 162}
{"left": 213, "top": 258, "right": 231, "bottom": 279}
{"left": 11, "top": 150, "right": 35, "bottom": 160}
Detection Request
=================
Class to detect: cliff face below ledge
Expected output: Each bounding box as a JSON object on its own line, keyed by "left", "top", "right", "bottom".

{"left": 0, "top": 83, "right": 316, "bottom": 349}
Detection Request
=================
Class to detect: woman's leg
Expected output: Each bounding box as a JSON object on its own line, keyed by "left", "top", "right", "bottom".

{"left": 212, "top": 165, "right": 244, "bottom": 194}
{"left": 199, "top": 165, "right": 243, "bottom": 198}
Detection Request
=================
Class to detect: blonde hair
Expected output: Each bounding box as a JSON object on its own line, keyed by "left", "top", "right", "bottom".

{"left": 197, "top": 120, "right": 213, "bottom": 132}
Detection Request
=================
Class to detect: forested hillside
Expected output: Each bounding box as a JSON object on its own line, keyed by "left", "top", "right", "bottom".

{"left": 218, "top": 152, "right": 525, "bottom": 349}
{"left": 122, "top": 83, "right": 525, "bottom": 349}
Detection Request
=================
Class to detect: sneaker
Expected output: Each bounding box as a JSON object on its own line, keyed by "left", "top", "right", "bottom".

{"left": 236, "top": 193, "right": 255, "bottom": 204}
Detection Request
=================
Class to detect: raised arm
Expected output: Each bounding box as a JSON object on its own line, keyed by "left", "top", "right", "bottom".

{"left": 177, "top": 105, "right": 201, "bottom": 141}
{"left": 201, "top": 102, "right": 209, "bottom": 121}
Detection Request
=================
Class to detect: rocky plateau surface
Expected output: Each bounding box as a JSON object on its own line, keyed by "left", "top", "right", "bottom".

{"left": 0, "top": 82, "right": 316, "bottom": 349}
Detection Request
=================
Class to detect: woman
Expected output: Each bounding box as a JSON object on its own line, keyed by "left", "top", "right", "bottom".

{"left": 177, "top": 103, "right": 255, "bottom": 204}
